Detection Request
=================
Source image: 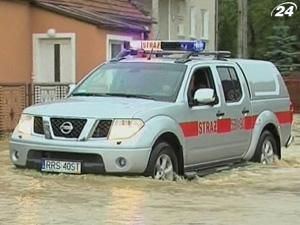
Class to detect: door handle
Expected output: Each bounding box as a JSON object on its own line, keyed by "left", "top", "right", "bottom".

{"left": 242, "top": 109, "right": 250, "bottom": 114}
{"left": 216, "top": 111, "right": 225, "bottom": 117}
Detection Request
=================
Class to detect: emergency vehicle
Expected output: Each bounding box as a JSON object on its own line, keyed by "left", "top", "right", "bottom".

{"left": 10, "top": 40, "right": 294, "bottom": 180}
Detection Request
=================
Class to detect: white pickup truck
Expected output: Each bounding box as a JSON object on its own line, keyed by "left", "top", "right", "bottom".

{"left": 10, "top": 41, "right": 294, "bottom": 180}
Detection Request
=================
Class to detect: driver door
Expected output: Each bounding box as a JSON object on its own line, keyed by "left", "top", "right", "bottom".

{"left": 182, "top": 66, "right": 233, "bottom": 166}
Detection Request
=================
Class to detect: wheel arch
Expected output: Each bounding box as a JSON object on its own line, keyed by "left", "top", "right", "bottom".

{"left": 153, "top": 132, "right": 184, "bottom": 175}
{"left": 262, "top": 123, "right": 281, "bottom": 159}
{"left": 243, "top": 110, "right": 282, "bottom": 160}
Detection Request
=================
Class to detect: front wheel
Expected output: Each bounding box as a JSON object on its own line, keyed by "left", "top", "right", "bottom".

{"left": 251, "top": 130, "right": 278, "bottom": 164}
{"left": 144, "top": 142, "right": 178, "bottom": 181}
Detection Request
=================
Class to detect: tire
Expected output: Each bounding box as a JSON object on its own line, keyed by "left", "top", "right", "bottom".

{"left": 144, "top": 142, "right": 178, "bottom": 180}
{"left": 251, "top": 130, "right": 278, "bottom": 164}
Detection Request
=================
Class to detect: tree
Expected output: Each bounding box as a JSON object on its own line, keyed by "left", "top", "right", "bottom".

{"left": 218, "top": 0, "right": 300, "bottom": 67}
{"left": 218, "top": 0, "right": 238, "bottom": 56}
{"left": 264, "top": 24, "right": 300, "bottom": 74}
{"left": 247, "top": 0, "right": 276, "bottom": 59}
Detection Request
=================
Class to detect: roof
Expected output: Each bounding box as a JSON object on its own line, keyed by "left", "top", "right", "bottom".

{"left": 32, "top": 0, "right": 152, "bottom": 32}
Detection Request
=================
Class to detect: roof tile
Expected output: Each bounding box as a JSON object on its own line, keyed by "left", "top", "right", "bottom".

{"left": 33, "top": 0, "right": 152, "bottom": 31}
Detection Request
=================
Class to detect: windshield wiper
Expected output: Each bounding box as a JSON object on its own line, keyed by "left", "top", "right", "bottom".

{"left": 105, "top": 93, "right": 155, "bottom": 100}
{"left": 72, "top": 93, "right": 108, "bottom": 97}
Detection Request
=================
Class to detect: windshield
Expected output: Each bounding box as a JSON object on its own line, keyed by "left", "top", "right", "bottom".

{"left": 72, "top": 62, "right": 187, "bottom": 102}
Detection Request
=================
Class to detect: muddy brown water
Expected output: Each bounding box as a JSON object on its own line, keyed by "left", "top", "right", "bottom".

{"left": 0, "top": 118, "right": 300, "bottom": 225}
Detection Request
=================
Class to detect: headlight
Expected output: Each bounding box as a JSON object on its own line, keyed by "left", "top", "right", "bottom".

{"left": 16, "top": 114, "right": 33, "bottom": 134}
{"left": 108, "top": 119, "right": 144, "bottom": 140}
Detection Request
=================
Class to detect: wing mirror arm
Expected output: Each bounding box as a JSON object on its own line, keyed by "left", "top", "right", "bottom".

{"left": 67, "top": 84, "right": 77, "bottom": 96}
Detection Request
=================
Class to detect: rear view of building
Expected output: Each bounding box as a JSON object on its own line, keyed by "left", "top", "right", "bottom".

{"left": 0, "top": 0, "right": 152, "bottom": 133}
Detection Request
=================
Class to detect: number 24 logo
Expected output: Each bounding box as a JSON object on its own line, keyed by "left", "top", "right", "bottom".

{"left": 271, "top": 2, "right": 298, "bottom": 17}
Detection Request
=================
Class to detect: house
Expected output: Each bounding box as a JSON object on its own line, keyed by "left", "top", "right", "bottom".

{"left": 0, "top": 0, "right": 152, "bottom": 132}
{"left": 135, "top": 0, "right": 217, "bottom": 51}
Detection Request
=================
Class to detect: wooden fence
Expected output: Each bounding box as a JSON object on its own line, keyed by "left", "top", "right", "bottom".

{"left": 284, "top": 77, "right": 300, "bottom": 113}
{"left": 0, "top": 84, "right": 28, "bottom": 133}
{"left": 0, "top": 83, "right": 70, "bottom": 134}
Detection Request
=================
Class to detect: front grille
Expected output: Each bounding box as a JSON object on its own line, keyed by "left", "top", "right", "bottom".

{"left": 33, "top": 116, "right": 44, "bottom": 134}
{"left": 50, "top": 118, "right": 87, "bottom": 138}
{"left": 92, "top": 120, "right": 112, "bottom": 138}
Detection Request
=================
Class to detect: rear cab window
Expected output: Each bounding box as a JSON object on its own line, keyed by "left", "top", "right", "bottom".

{"left": 216, "top": 66, "right": 243, "bottom": 103}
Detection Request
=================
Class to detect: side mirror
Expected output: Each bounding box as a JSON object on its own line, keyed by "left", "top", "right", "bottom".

{"left": 194, "top": 88, "right": 216, "bottom": 105}
{"left": 67, "top": 84, "right": 76, "bottom": 96}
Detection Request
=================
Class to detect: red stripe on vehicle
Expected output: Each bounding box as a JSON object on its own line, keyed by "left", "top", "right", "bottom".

{"left": 276, "top": 111, "right": 293, "bottom": 124}
{"left": 244, "top": 116, "right": 257, "bottom": 130}
{"left": 217, "top": 119, "right": 231, "bottom": 133}
{"left": 290, "top": 103, "right": 294, "bottom": 124}
{"left": 180, "top": 122, "right": 199, "bottom": 137}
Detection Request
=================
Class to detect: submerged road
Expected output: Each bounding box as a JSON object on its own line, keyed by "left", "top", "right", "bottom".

{"left": 0, "top": 116, "right": 299, "bottom": 225}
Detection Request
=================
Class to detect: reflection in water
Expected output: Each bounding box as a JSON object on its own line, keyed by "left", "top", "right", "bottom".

{"left": 15, "top": 194, "right": 40, "bottom": 225}
{"left": 0, "top": 132, "right": 300, "bottom": 224}
{"left": 104, "top": 188, "right": 145, "bottom": 225}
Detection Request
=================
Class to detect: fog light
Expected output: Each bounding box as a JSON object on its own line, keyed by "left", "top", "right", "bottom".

{"left": 116, "top": 157, "right": 127, "bottom": 168}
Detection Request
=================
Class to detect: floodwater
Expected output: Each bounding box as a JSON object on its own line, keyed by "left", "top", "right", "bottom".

{"left": 0, "top": 118, "right": 300, "bottom": 225}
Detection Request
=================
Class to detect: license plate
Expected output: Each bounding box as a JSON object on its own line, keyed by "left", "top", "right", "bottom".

{"left": 41, "top": 159, "right": 81, "bottom": 174}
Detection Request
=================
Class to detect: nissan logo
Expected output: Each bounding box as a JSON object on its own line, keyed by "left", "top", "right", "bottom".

{"left": 60, "top": 122, "right": 73, "bottom": 135}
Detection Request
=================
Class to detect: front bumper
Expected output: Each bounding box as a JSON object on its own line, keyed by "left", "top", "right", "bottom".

{"left": 10, "top": 138, "right": 151, "bottom": 174}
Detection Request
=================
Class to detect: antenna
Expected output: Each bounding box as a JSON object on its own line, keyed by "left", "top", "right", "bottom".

{"left": 147, "top": 29, "right": 160, "bottom": 60}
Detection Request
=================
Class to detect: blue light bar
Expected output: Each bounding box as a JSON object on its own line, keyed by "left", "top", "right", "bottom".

{"left": 161, "top": 40, "right": 206, "bottom": 52}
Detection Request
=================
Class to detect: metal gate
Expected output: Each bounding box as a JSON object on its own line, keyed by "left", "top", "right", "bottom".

{"left": 33, "top": 83, "right": 70, "bottom": 104}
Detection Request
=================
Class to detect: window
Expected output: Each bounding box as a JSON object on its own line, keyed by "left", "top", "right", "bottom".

{"left": 106, "top": 35, "right": 132, "bottom": 60}
{"left": 177, "top": 23, "right": 185, "bottom": 36}
{"left": 176, "top": 1, "right": 185, "bottom": 36}
{"left": 200, "top": 9, "right": 209, "bottom": 39}
{"left": 54, "top": 44, "right": 60, "bottom": 82}
{"left": 187, "top": 67, "right": 218, "bottom": 106}
{"left": 109, "top": 40, "right": 125, "bottom": 59}
{"left": 217, "top": 67, "right": 242, "bottom": 103}
{"left": 177, "top": 1, "right": 185, "bottom": 16}
{"left": 110, "top": 42, "right": 122, "bottom": 59}
{"left": 190, "top": 7, "right": 197, "bottom": 37}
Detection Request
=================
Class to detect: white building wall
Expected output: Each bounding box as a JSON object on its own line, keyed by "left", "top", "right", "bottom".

{"left": 150, "top": 0, "right": 216, "bottom": 51}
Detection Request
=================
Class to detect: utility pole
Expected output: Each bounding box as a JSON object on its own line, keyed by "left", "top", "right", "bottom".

{"left": 237, "top": 0, "right": 248, "bottom": 58}
{"left": 215, "top": 0, "right": 219, "bottom": 51}
{"left": 151, "top": 0, "right": 159, "bottom": 39}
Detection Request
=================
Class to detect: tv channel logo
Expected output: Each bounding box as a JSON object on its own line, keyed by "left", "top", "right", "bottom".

{"left": 271, "top": 2, "right": 298, "bottom": 17}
